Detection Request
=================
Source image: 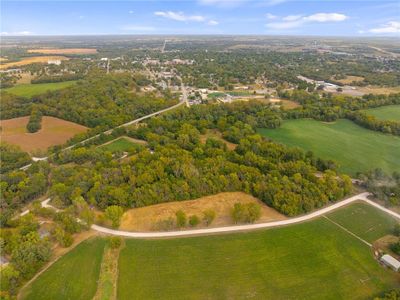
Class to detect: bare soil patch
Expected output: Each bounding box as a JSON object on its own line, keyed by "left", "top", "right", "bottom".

{"left": 200, "top": 129, "right": 237, "bottom": 150}
{"left": 119, "top": 192, "right": 286, "bottom": 232}
{"left": 0, "top": 116, "right": 87, "bottom": 153}
{"left": 269, "top": 98, "right": 300, "bottom": 109}
{"left": 0, "top": 56, "right": 69, "bottom": 69}
{"left": 28, "top": 48, "right": 97, "bottom": 55}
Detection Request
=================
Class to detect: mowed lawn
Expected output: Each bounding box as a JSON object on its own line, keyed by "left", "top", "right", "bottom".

{"left": 21, "top": 238, "right": 106, "bottom": 300}
{"left": 363, "top": 105, "right": 400, "bottom": 122}
{"left": 118, "top": 218, "right": 399, "bottom": 300}
{"left": 258, "top": 119, "right": 400, "bottom": 175}
{"left": 4, "top": 81, "right": 76, "bottom": 97}
{"left": 327, "top": 202, "right": 397, "bottom": 243}
{"left": 100, "top": 137, "right": 140, "bottom": 152}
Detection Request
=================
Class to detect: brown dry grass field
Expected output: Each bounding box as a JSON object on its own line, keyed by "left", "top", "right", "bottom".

{"left": 335, "top": 75, "right": 364, "bottom": 84}
{"left": 0, "top": 56, "right": 69, "bottom": 69}
{"left": 269, "top": 98, "right": 301, "bottom": 109}
{"left": 358, "top": 85, "right": 400, "bottom": 95}
{"left": 27, "top": 48, "right": 97, "bottom": 55}
{"left": 0, "top": 57, "right": 8, "bottom": 62}
{"left": 16, "top": 72, "right": 34, "bottom": 84}
{"left": 0, "top": 116, "right": 87, "bottom": 153}
{"left": 199, "top": 129, "right": 237, "bottom": 150}
{"left": 119, "top": 192, "right": 286, "bottom": 231}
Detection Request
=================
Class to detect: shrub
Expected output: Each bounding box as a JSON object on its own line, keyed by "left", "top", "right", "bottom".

{"left": 176, "top": 210, "right": 187, "bottom": 228}
{"left": 188, "top": 215, "right": 200, "bottom": 227}
{"left": 109, "top": 237, "right": 122, "bottom": 249}
{"left": 202, "top": 209, "right": 216, "bottom": 226}
{"left": 105, "top": 205, "right": 124, "bottom": 228}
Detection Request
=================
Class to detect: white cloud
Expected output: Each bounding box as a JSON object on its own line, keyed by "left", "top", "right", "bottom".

{"left": 199, "top": 0, "right": 286, "bottom": 7}
{"left": 120, "top": 25, "right": 156, "bottom": 32}
{"left": 266, "top": 13, "right": 277, "bottom": 20}
{"left": 282, "top": 15, "right": 302, "bottom": 21}
{"left": 303, "top": 13, "right": 347, "bottom": 22}
{"left": 208, "top": 20, "right": 219, "bottom": 25}
{"left": 369, "top": 21, "right": 400, "bottom": 34}
{"left": 266, "top": 12, "right": 348, "bottom": 30}
{"left": 129, "top": 10, "right": 134, "bottom": 14}
{"left": 155, "top": 11, "right": 205, "bottom": 22}
{"left": 0, "top": 31, "right": 33, "bottom": 36}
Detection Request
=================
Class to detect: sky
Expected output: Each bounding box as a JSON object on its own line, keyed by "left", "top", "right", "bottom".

{"left": 1, "top": 0, "right": 399, "bottom": 36}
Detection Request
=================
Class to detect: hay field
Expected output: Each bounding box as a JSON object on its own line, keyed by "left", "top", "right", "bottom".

{"left": 0, "top": 56, "right": 68, "bottom": 69}
{"left": 119, "top": 192, "right": 286, "bottom": 231}
{"left": 0, "top": 116, "right": 87, "bottom": 153}
{"left": 28, "top": 48, "right": 97, "bottom": 55}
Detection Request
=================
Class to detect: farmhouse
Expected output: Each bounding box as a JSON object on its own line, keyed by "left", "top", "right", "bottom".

{"left": 380, "top": 254, "right": 400, "bottom": 272}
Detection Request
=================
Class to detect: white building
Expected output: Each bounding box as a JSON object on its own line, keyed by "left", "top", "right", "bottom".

{"left": 381, "top": 254, "right": 400, "bottom": 272}
{"left": 47, "top": 59, "right": 61, "bottom": 65}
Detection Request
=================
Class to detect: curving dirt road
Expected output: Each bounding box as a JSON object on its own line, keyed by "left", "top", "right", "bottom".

{"left": 90, "top": 192, "right": 400, "bottom": 238}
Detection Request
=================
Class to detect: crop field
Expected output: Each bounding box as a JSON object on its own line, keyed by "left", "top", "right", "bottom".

{"left": 119, "top": 192, "right": 286, "bottom": 231}
{"left": 21, "top": 204, "right": 399, "bottom": 300}
{"left": 0, "top": 116, "right": 87, "bottom": 153}
{"left": 99, "top": 137, "right": 142, "bottom": 152}
{"left": 327, "top": 202, "right": 397, "bottom": 243}
{"left": 4, "top": 81, "right": 77, "bottom": 97}
{"left": 21, "top": 238, "right": 106, "bottom": 300}
{"left": 0, "top": 56, "right": 68, "bottom": 69}
{"left": 118, "top": 217, "right": 398, "bottom": 300}
{"left": 258, "top": 119, "right": 400, "bottom": 175}
{"left": 363, "top": 105, "right": 400, "bottom": 122}
{"left": 28, "top": 48, "right": 98, "bottom": 54}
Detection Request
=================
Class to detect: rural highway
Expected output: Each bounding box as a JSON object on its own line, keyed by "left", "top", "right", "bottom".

{"left": 19, "top": 90, "right": 187, "bottom": 170}
{"left": 30, "top": 192, "right": 400, "bottom": 238}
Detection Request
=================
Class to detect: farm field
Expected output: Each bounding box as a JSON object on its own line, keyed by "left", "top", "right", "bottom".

{"left": 99, "top": 137, "right": 144, "bottom": 152}
{"left": 0, "top": 56, "right": 68, "bottom": 69}
{"left": 119, "top": 192, "right": 286, "bottom": 231}
{"left": 258, "top": 119, "right": 400, "bottom": 175}
{"left": 20, "top": 204, "right": 400, "bottom": 300}
{"left": 0, "top": 116, "right": 87, "bottom": 153}
{"left": 4, "top": 81, "right": 77, "bottom": 97}
{"left": 363, "top": 105, "right": 400, "bottom": 122}
{"left": 27, "top": 48, "right": 97, "bottom": 54}
{"left": 20, "top": 238, "right": 106, "bottom": 300}
{"left": 118, "top": 216, "right": 398, "bottom": 300}
{"left": 327, "top": 202, "right": 397, "bottom": 243}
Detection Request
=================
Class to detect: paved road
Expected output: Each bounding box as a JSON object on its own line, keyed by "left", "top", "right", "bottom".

{"left": 90, "top": 192, "right": 400, "bottom": 238}
{"left": 19, "top": 95, "right": 186, "bottom": 170}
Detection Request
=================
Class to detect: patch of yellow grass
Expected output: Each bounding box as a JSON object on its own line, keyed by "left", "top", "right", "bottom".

{"left": 335, "top": 76, "right": 364, "bottom": 84}
{"left": 0, "top": 56, "right": 69, "bottom": 69}
{"left": 28, "top": 48, "right": 97, "bottom": 55}
{"left": 119, "top": 192, "right": 286, "bottom": 232}
{"left": 199, "top": 129, "right": 237, "bottom": 150}
{"left": 359, "top": 86, "right": 400, "bottom": 95}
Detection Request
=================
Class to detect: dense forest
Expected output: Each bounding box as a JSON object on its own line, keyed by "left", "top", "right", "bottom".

{"left": 1, "top": 72, "right": 178, "bottom": 129}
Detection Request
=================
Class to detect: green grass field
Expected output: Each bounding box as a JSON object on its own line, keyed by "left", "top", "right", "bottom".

{"left": 258, "top": 119, "right": 400, "bottom": 175}
{"left": 100, "top": 138, "right": 139, "bottom": 152}
{"left": 21, "top": 204, "right": 400, "bottom": 300}
{"left": 327, "top": 202, "right": 398, "bottom": 243}
{"left": 21, "top": 238, "right": 106, "bottom": 300}
{"left": 118, "top": 218, "right": 398, "bottom": 300}
{"left": 363, "top": 105, "right": 400, "bottom": 122}
{"left": 4, "top": 81, "right": 77, "bottom": 97}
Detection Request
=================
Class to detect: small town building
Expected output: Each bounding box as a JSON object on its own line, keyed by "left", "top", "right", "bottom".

{"left": 381, "top": 254, "right": 400, "bottom": 272}
{"left": 48, "top": 59, "right": 61, "bottom": 65}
